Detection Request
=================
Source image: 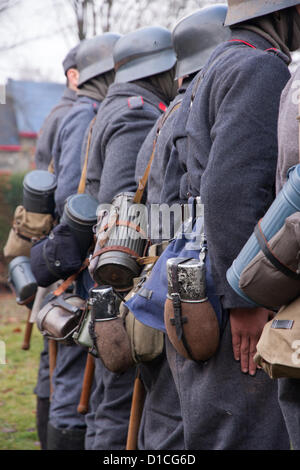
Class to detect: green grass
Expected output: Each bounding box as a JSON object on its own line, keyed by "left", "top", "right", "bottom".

{"left": 0, "top": 295, "right": 43, "bottom": 450}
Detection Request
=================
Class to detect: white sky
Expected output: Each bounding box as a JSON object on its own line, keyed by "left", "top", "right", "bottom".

{"left": 0, "top": 0, "right": 221, "bottom": 84}
{"left": 0, "top": 0, "right": 78, "bottom": 84}
{"left": 0, "top": 0, "right": 299, "bottom": 85}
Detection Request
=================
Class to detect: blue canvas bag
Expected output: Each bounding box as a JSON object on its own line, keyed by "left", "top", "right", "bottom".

{"left": 125, "top": 215, "right": 228, "bottom": 336}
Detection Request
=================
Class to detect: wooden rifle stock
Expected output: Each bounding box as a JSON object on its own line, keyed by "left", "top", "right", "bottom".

{"left": 49, "top": 339, "right": 57, "bottom": 399}
{"left": 78, "top": 353, "right": 95, "bottom": 415}
{"left": 126, "top": 369, "right": 146, "bottom": 450}
{"left": 22, "top": 310, "right": 33, "bottom": 350}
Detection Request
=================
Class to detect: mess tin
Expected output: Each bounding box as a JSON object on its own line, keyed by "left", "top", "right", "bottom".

{"left": 8, "top": 256, "right": 37, "bottom": 307}
{"left": 36, "top": 293, "right": 85, "bottom": 345}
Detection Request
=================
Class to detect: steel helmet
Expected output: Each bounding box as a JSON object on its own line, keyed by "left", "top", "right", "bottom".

{"left": 225, "top": 0, "right": 300, "bottom": 27}
{"left": 173, "top": 4, "right": 230, "bottom": 80}
{"left": 62, "top": 44, "right": 80, "bottom": 76}
{"left": 77, "top": 33, "right": 121, "bottom": 87}
{"left": 114, "top": 26, "right": 177, "bottom": 83}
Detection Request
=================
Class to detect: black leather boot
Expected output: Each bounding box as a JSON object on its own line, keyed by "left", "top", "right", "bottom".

{"left": 47, "top": 422, "right": 86, "bottom": 450}
{"left": 36, "top": 396, "right": 50, "bottom": 450}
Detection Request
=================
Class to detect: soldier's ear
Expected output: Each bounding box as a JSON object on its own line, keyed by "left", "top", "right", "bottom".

{"left": 66, "top": 68, "right": 79, "bottom": 91}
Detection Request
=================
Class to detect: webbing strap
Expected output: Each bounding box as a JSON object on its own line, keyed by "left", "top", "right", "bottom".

{"left": 77, "top": 116, "right": 97, "bottom": 195}
{"left": 254, "top": 221, "right": 300, "bottom": 281}
{"left": 53, "top": 258, "right": 89, "bottom": 297}
{"left": 133, "top": 100, "right": 182, "bottom": 204}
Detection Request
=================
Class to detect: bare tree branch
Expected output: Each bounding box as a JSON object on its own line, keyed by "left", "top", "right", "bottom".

{"left": 0, "top": 25, "right": 75, "bottom": 52}
{"left": 0, "top": 0, "right": 20, "bottom": 13}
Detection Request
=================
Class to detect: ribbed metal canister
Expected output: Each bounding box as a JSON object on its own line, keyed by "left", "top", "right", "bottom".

{"left": 61, "top": 193, "right": 98, "bottom": 258}
{"left": 23, "top": 170, "right": 57, "bottom": 214}
{"left": 94, "top": 193, "right": 148, "bottom": 290}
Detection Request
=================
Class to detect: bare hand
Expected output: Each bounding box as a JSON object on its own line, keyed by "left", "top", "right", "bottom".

{"left": 230, "top": 307, "right": 272, "bottom": 376}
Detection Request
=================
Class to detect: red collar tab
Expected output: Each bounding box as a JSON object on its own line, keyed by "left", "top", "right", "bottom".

{"left": 230, "top": 40, "right": 280, "bottom": 54}
{"left": 229, "top": 39, "right": 256, "bottom": 49}
{"left": 159, "top": 102, "right": 167, "bottom": 112}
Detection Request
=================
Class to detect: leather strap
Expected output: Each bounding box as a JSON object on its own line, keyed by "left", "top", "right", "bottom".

{"left": 136, "top": 256, "right": 159, "bottom": 265}
{"left": 168, "top": 258, "right": 198, "bottom": 362}
{"left": 133, "top": 100, "right": 182, "bottom": 204}
{"left": 12, "top": 225, "right": 38, "bottom": 243}
{"left": 77, "top": 116, "right": 97, "bottom": 195}
{"left": 53, "top": 258, "right": 89, "bottom": 297}
{"left": 17, "top": 292, "right": 36, "bottom": 306}
{"left": 92, "top": 245, "right": 141, "bottom": 260}
{"left": 254, "top": 221, "right": 300, "bottom": 281}
{"left": 98, "top": 219, "right": 147, "bottom": 239}
{"left": 52, "top": 295, "right": 83, "bottom": 315}
{"left": 48, "top": 159, "right": 55, "bottom": 174}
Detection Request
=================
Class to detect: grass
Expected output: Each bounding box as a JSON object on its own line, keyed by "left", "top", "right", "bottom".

{"left": 0, "top": 294, "right": 42, "bottom": 450}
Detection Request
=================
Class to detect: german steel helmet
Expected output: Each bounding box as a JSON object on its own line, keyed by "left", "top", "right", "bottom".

{"left": 225, "top": 0, "right": 300, "bottom": 26}
{"left": 77, "top": 32, "right": 121, "bottom": 87}
{"left": 173, "top": 4, "right": 230, "bottom": 80}
{"left": 62, "top": 44, "right": 80, "bottom": 76}
{"left": 114, "top": 26, "right": 177, "bottom": 83}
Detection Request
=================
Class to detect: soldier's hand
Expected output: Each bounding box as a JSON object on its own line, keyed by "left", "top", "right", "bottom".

{"left": 229, "top": 307, "right": 272, "bottom": 376}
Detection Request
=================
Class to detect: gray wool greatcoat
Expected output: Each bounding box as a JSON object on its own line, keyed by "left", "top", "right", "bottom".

{"left": 35, "top": 88, "right": 77, "bottom": 171}
{"left": 84, "top": 81, "right": 167, "bottom": 450}
{"left": 49, "top": 94, "right": 100, "bottom": 432}
{"left": 275, "top": 66, "right": 300, "bottom": 451}
{"left": 166, "top": 28, "right": 291, "bottom": 450}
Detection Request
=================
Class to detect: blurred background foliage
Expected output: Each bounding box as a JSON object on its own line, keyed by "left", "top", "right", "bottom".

{"left": 0, "top": 172, "right": 25, "bottom": 282}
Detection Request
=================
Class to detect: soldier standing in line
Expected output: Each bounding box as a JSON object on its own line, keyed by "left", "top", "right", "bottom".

{"left": 33, "top": 45, "right": 79, "bottom": 451}
{"left": 84, "top": 26, "right": 178, "bottom": 450}
{"left": 35, "top": 45, "right": 80, "bottom": 171}
{"left": 47, "top": 34, "right": 120, "bottom": 450}
{"left": 132, "top": 4, "right": 230, "bottom": 450}
{"left": 166, "top": 0, "right": 300, "bottom": 450}
{"left": 274, "top": 13, "right": 300, "bottom": 447}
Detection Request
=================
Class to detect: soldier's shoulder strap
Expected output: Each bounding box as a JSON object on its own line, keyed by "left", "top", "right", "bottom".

{"left": 77, "top": 115, "right": 97, "bottom": 195}
{"left": 128, "top": 95, "right": 168, "bottom": 114}
{"left": 133, "top": 99, "right": 182, "bottom": 205}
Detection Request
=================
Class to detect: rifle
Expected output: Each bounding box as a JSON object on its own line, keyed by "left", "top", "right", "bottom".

{"left": 78, "top": 353, "right": 95, "bottom": 415}
{"left": 48, "top": 339, "right": 57, "bottom": 399}
{"left": 126, "top": 368, "right": 146, "bottom": 450}
{"left": 22, "top": 309, "right": 34, "bottom": 350}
